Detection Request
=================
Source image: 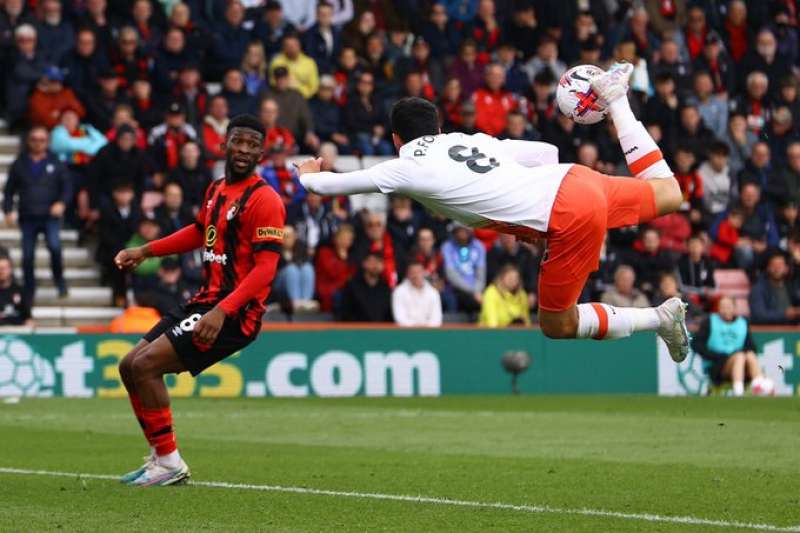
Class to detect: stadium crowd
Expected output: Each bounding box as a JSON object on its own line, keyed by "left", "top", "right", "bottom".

{"left": 1, "top": 0, "right": 800, "bottom": 328}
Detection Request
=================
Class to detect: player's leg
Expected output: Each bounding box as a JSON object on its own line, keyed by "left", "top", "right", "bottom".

{"left": 125, "top": 334, "right": 190, "bottom": 486}
{"left": 592, "top": 63, "right": 682, "bottom": 215}
{"left": 721, "top": 352, "right": 746, "bottom": 396}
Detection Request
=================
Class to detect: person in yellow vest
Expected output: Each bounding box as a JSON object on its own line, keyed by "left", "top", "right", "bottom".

{"left": 479, "top": 265, "right": 531, "bottom": 327}
{"left": 269, "top": 33, "right": 319, "bottom": 99}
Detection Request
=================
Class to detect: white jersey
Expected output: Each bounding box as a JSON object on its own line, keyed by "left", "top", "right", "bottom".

{"left": 300, "top": 132, "right": 573, "bottom": 239}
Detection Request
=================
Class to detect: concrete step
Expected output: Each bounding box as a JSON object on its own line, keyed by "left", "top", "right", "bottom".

{"left": 34, "top": 286, "right": 111, "bottom": 306}
{"left": 0, "top": 228, "right": 80, "bottom": 246}
{"left": 0, "top": 154, "right": 14, "bottom": 168}
{"left": 9, "top": 246, "right": 95, "bottom": 268}
{"left": 14, "top": 267, "right": 101, "bottom": 286}
{"left": 0, "top": 137, "right": 19, "bottom": 155}
{"left": 32, "top": 306, "right": 122, "bottom": 326}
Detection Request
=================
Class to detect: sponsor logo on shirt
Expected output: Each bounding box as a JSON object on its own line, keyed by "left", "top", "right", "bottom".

{"left": 203, "top": 249, "right": 227, "bottom": 264}
{"left": 205, "top": 225, "right": 217, "bottom": 247}
{"left": 255, "top": 227, "right": 284, "bottom": 241}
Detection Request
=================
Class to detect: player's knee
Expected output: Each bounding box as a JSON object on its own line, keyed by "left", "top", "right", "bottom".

{"left": 118, "top": 354, "right": 135, "bottom": 382}
{"left": 539, "top": 319, "right": 576, "bottom": 339}
{"left": 130, "top": 351, "right": 161, "bottom": 383}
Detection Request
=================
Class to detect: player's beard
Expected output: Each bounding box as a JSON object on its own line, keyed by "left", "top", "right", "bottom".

{"left": 226, "top": 159, "right": 257, "bottom": 182}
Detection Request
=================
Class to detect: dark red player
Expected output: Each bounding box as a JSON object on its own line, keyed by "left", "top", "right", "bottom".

{"left": 114, "top": 115, "right": 285, "bottom": 486}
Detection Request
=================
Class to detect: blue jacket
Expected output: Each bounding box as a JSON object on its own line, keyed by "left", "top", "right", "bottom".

{"left": 3, "top": 153, "right": 72, "bottom": 218}
{"left": 749, "top": 278, "right": 795, "bottom": 325}
{"left": 301, "top": 23, "right": 341, "bottom": 74}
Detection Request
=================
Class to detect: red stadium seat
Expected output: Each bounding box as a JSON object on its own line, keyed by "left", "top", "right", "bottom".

{"left": 713, "top": 269, "right": 750, "bottom": 299}
{"left": 734, "top": 298, "right": 750, "bottom": 317}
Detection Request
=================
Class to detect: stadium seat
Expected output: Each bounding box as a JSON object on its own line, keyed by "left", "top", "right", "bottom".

{"left": 713, "top": 269, "right": 750, "bottom": 299}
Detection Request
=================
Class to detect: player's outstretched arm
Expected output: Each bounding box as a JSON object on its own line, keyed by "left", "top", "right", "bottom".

{"left": 115, "top": 224, "right": 204, "bottom": 271}
{"left": 296, "top": 157, "right": 384, "bottom": 196}
{"left": 500, "top": 140, "right": 559, "bottom": 167}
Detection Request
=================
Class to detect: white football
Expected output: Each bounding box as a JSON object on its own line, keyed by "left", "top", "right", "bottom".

{"left": 751, "top": 376, "right": 775, "bottom": 397}
{"left": 556, "top": 65, "right": 608, "bottom": 125}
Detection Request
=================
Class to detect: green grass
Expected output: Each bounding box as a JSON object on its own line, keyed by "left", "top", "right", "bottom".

{"left": 1, "top": 396, "right": 799, "bottom": 532}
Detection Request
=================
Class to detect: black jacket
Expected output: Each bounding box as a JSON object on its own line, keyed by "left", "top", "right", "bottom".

{"left": 0, "top": 281, "right": 31, "bottom": 325}
{"left": 337, "top": 273, "right": 392, "bottom": 322}
{"left": 3, "top": 153, "right": 71, "bottom": 218}
{"left": 96, "top": 202, "right": 142, "bottom": 264}
{"left": 88, "top": 143, "right": 151, "bottom": 207}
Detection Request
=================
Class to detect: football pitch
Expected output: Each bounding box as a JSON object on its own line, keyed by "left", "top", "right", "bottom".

{"left": 0, "top": 396, "right": 798, "bottom": 532}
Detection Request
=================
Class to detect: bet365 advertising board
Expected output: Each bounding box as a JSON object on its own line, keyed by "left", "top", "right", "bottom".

{"left": 0, "top": 330, "right": 796, "bottom": 398}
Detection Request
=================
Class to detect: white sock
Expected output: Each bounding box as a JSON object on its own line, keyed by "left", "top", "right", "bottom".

{"left": 732, "top": 381, "right": 744, "bottom": 397}
{"left": 158, "top": 449, "right": 182, "bottom": 468}
{"left": 576, "top": 303, "right": 660, "bottom": 340}
{"left": 610, "top": 99, "right": 673, "bottom": 180}
{"left": 149, "top": 446, "right": 156, "bottom": 458}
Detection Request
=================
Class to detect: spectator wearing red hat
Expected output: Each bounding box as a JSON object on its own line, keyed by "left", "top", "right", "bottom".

{"left": 28, "top": 65, "right": 85, "bottom": 129}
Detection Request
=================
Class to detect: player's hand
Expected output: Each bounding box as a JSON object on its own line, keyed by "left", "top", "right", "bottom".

{"left": 193, "top": 306, "right": 226, "bottom": 346}
{"left": 114, "top": 246, "right": 149, "bottom": 271}
{"left": 49, "top": 201, "right": 66, "bottom": 218}
{"left": 294, "top": 157, "right": 322, "bottom": 176}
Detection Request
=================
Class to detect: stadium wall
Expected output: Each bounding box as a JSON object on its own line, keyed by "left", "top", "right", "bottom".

{"left": 0, "top": 330, "right": 797, "bottom": 398}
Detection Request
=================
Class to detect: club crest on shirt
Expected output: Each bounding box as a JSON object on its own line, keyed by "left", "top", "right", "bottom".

{"left": 226, "top": 202, "right": 240, "bottom": 221}
{"left": 205, "top": 225, "right": 217, "bottom": 247}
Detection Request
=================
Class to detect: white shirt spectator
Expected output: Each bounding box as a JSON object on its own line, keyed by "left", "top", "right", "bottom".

{"left": 392, "top": 264, "right": 442, "bottom": 327}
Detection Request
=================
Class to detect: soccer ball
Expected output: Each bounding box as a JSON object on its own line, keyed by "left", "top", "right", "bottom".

{"left": 751, "top": 376, "right": 775, "bottom": 397}
{"left": 0, "top": 337, "right": 56, "bottom": 397}
{"left": 556, "top": 65, "right": 608, "bottom": 125}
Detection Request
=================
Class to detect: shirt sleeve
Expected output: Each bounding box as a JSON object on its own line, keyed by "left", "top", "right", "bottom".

{"left": 246, "top": 187, "right": 287, "bottom": 254}
{"left": 299, "top": 158, "right": 414, "bottom": 195}
{"left": 499, "top": 140, "right": 559, "bottom": 167}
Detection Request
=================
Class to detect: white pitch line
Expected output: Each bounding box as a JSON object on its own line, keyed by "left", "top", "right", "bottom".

{"left": 1, "top": 467, "right": 799, "bottom": 532}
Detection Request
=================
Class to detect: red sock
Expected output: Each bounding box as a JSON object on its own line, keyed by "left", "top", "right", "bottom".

{"left": 128, "top": 393, "right": 146, "bottom": 432}
{"left": 141, "top": 407, "right": 177, "bottom": 456}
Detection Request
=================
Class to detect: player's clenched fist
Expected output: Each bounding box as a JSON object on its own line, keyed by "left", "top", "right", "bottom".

{"left": 293, "top": 157, "right": 322, "bottom": 176}
{"left": 114, "top": 246, "right": 149, "bottom": 271}
{"left": 192, "top": 306, "right": 226, "bottom": 346}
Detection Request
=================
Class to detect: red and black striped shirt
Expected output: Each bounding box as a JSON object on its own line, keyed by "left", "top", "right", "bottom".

{"left": 192, "top": 174, "right": 285, "bottom": 336}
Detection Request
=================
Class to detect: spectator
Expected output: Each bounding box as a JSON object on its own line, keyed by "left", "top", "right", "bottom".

{"left": 275, "top": 225, "right": 317, "bottom": 311}
{"left": 287, "top": 192, "right": 338, "bottom": 252}
{"left": 0, "top": 0, "right": 34, "bottom": 52}
{"left": 88, "top": 124, "right": 149, "bottom": 207}
{"left": 749, "top": 252, "right": 800, "bottom": 325}
{"left": 3, "top": 126, "right": 70, "bottom": 299}
{"left": 768, "top": 143, "right": 800, "bottom": 209}
{"left": 738, "top": 141, "right": 772, "bottom": 191}
{"left": 154, "top": 27, "right": 192, "bottom": 91}
{"left": 442, "top": 224, "right": 486, "bottom": 314}
{"left": 352, "top": 210, "right": 402, "bottom": 287}
{"left": 0, "top": 255, "right": 32, "bottom": 326}
{"left": 672, "top": 145, "right": 703, "bottom": 222}
{"left": 134, "top": 256, "right": 191, "bottom": 316}
{"left": 677, "top": 234, "right": 716, "bottom": 301}
{"left": 777, "top": 77, "right": 800, "bottom": 125}
{"left": 344, "top": 71, "right": 391, "bottom": 155}
{"left": 676, "top": 104, "right": 716, "bottom": 159}
{"left": 764, "top": 108, "right": 799, "bottom": 171}
{"left": 692, "top": 295, "right": 767, "bottom": 396}
{"left": 154, "top": 182, "right": 193, "bottom": 235}
{"left": 448, "top": 39, "right": 483, "bottom": 98}
{"left": 479, "top": 264, "right": 530, "bottom": 327}
{"left": 173, "top": 64, "right": 208, "bottom": 129}
{"left": 261, "top": 142, "right": 305, "bottom": 207}
{"left": 28, "top": 65, "right": 85, "bottom": 129}
{"left": 168, "top": 3, "right": 208, "bottom": 57}
{"left": 740, "top": 29, "right": 790, "bottom": 96}
{"left": 129, "top": 0, "right": 162, "bottom": 52}
{"left": 732, "top": 71, "right": 771, "bottom": 136}
{"left": 49, "top": 108, "right": 107, "bottom": 167}
{"left": 167, "top": 141, "right": 211, "bottom": 211}
{"left": 724, "top": 113, "right": 757, "bottom": 179}
{"left": 486, "top": 233, "right": 537, "bottom": 307}
{"left": 710, "top": 208, "right": 743, "bottom": 267}
{"left": 75, "top": 0, "right": 113, "bottom": 52}
{"left": 309, "top": 74, "right": 348, "bottom": 151}
{"left": 698, "top": 141, "right": 732, "bottom": 221}
{"left": 693, "top": 31, "right": 735, "bottom": 96}
{"left": 600, "top": 265, "right": 650, "bottom": 308}
{"left": 392, "top": 261, "right": 442, "bottom": 327}
{"left": 712, "top": 183, "right": 777, "bottom": 270}
{"left": 147, "top": 101, "right": 198, "bottom": 175}
{"left": 337, "top": 251, "right": 392, "bottom": 322}
{"left": 125, "top": 217, "right": 167, "bottom": 292}
{"left": 258, "top": 97, "right": 296, "bottom": 155}
{"left": 127, "top": 83, "right": 156, "bottom": 133}
{"left": 200, "top": 95, "right": 229, "bottom": 174}
{"left": 35, "top": 0, "right": 73, "bottom": 64}
{"left": 209, "top": 0, "right": 250, "bottom": 80}
{"left": 270, "top": 32, "right": 319, "bottom": 99}
{"left": 97, "top": 180, "right": 141, "bottom": 305}
{"left": 219, "top": 68, "right": 257, "bottom": 118}
{"left": 109, "top": 26, "right": 153, "bottom": 91}
{"left": 473, "top": 63, "right": 517, "bottom": 136}
{"left": 651, "top": 39, "right": 690, "bottom": 92}
{"left": 315, "top": 223, "right": 355, "bottom": 312}
{"left": 394, "top": 35, "right": 444, "bottom": 99}
{"left": 422, "top": 2, "right": 460, "bottom": 60}
{"left": 691, "top": 70, "right": 727, "bottom": 140}
{"left": 6, "top": 24, "right": 46, "bottom": 128}
{"left": 721, "top": 0, "right": 749, "bottom": 63}
{"left": 630, "top": 228, "right": 675, "bottom": 295}
{"left": 60, "top": 28, "right": 109, "bottom": 102}
{"left": 651, "top": 272, "right": 687, "bottom": 310}
{"left": 86, "top": 68, "right": 130, "bottom": 132}
{"left": 240, "top": 41, "right": 269, "bottom": 97}
{"left": 254, "top": 0, "right": 296, "bottom": 58}
{"left": 523, "top": 36, "right": 565, "bottom": 83}
{"left": 270, "top": 66, "right": 318, "bottom": 151}
{"left": 386, "top": 195, "right": 420, "bottom": 258}
{"left": 302, "top": 1, "right": 341, "bottom": 74}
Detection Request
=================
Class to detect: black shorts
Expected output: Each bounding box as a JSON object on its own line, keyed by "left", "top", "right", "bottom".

{"left": 143, "top": 302, "right": 257, "bottom": 376}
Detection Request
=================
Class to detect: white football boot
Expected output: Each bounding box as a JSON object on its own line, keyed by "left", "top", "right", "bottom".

{"left": 591, "top": 62, "right": 634, "bottom": 104}
{"left": 129, "top": 458, "right": 191, "bottom": 487}
{"left": 120, "top": 452, "right": 156, "bottom": 484}
{"left": 655, "top": 297, "right": 691, "bottom": 363}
